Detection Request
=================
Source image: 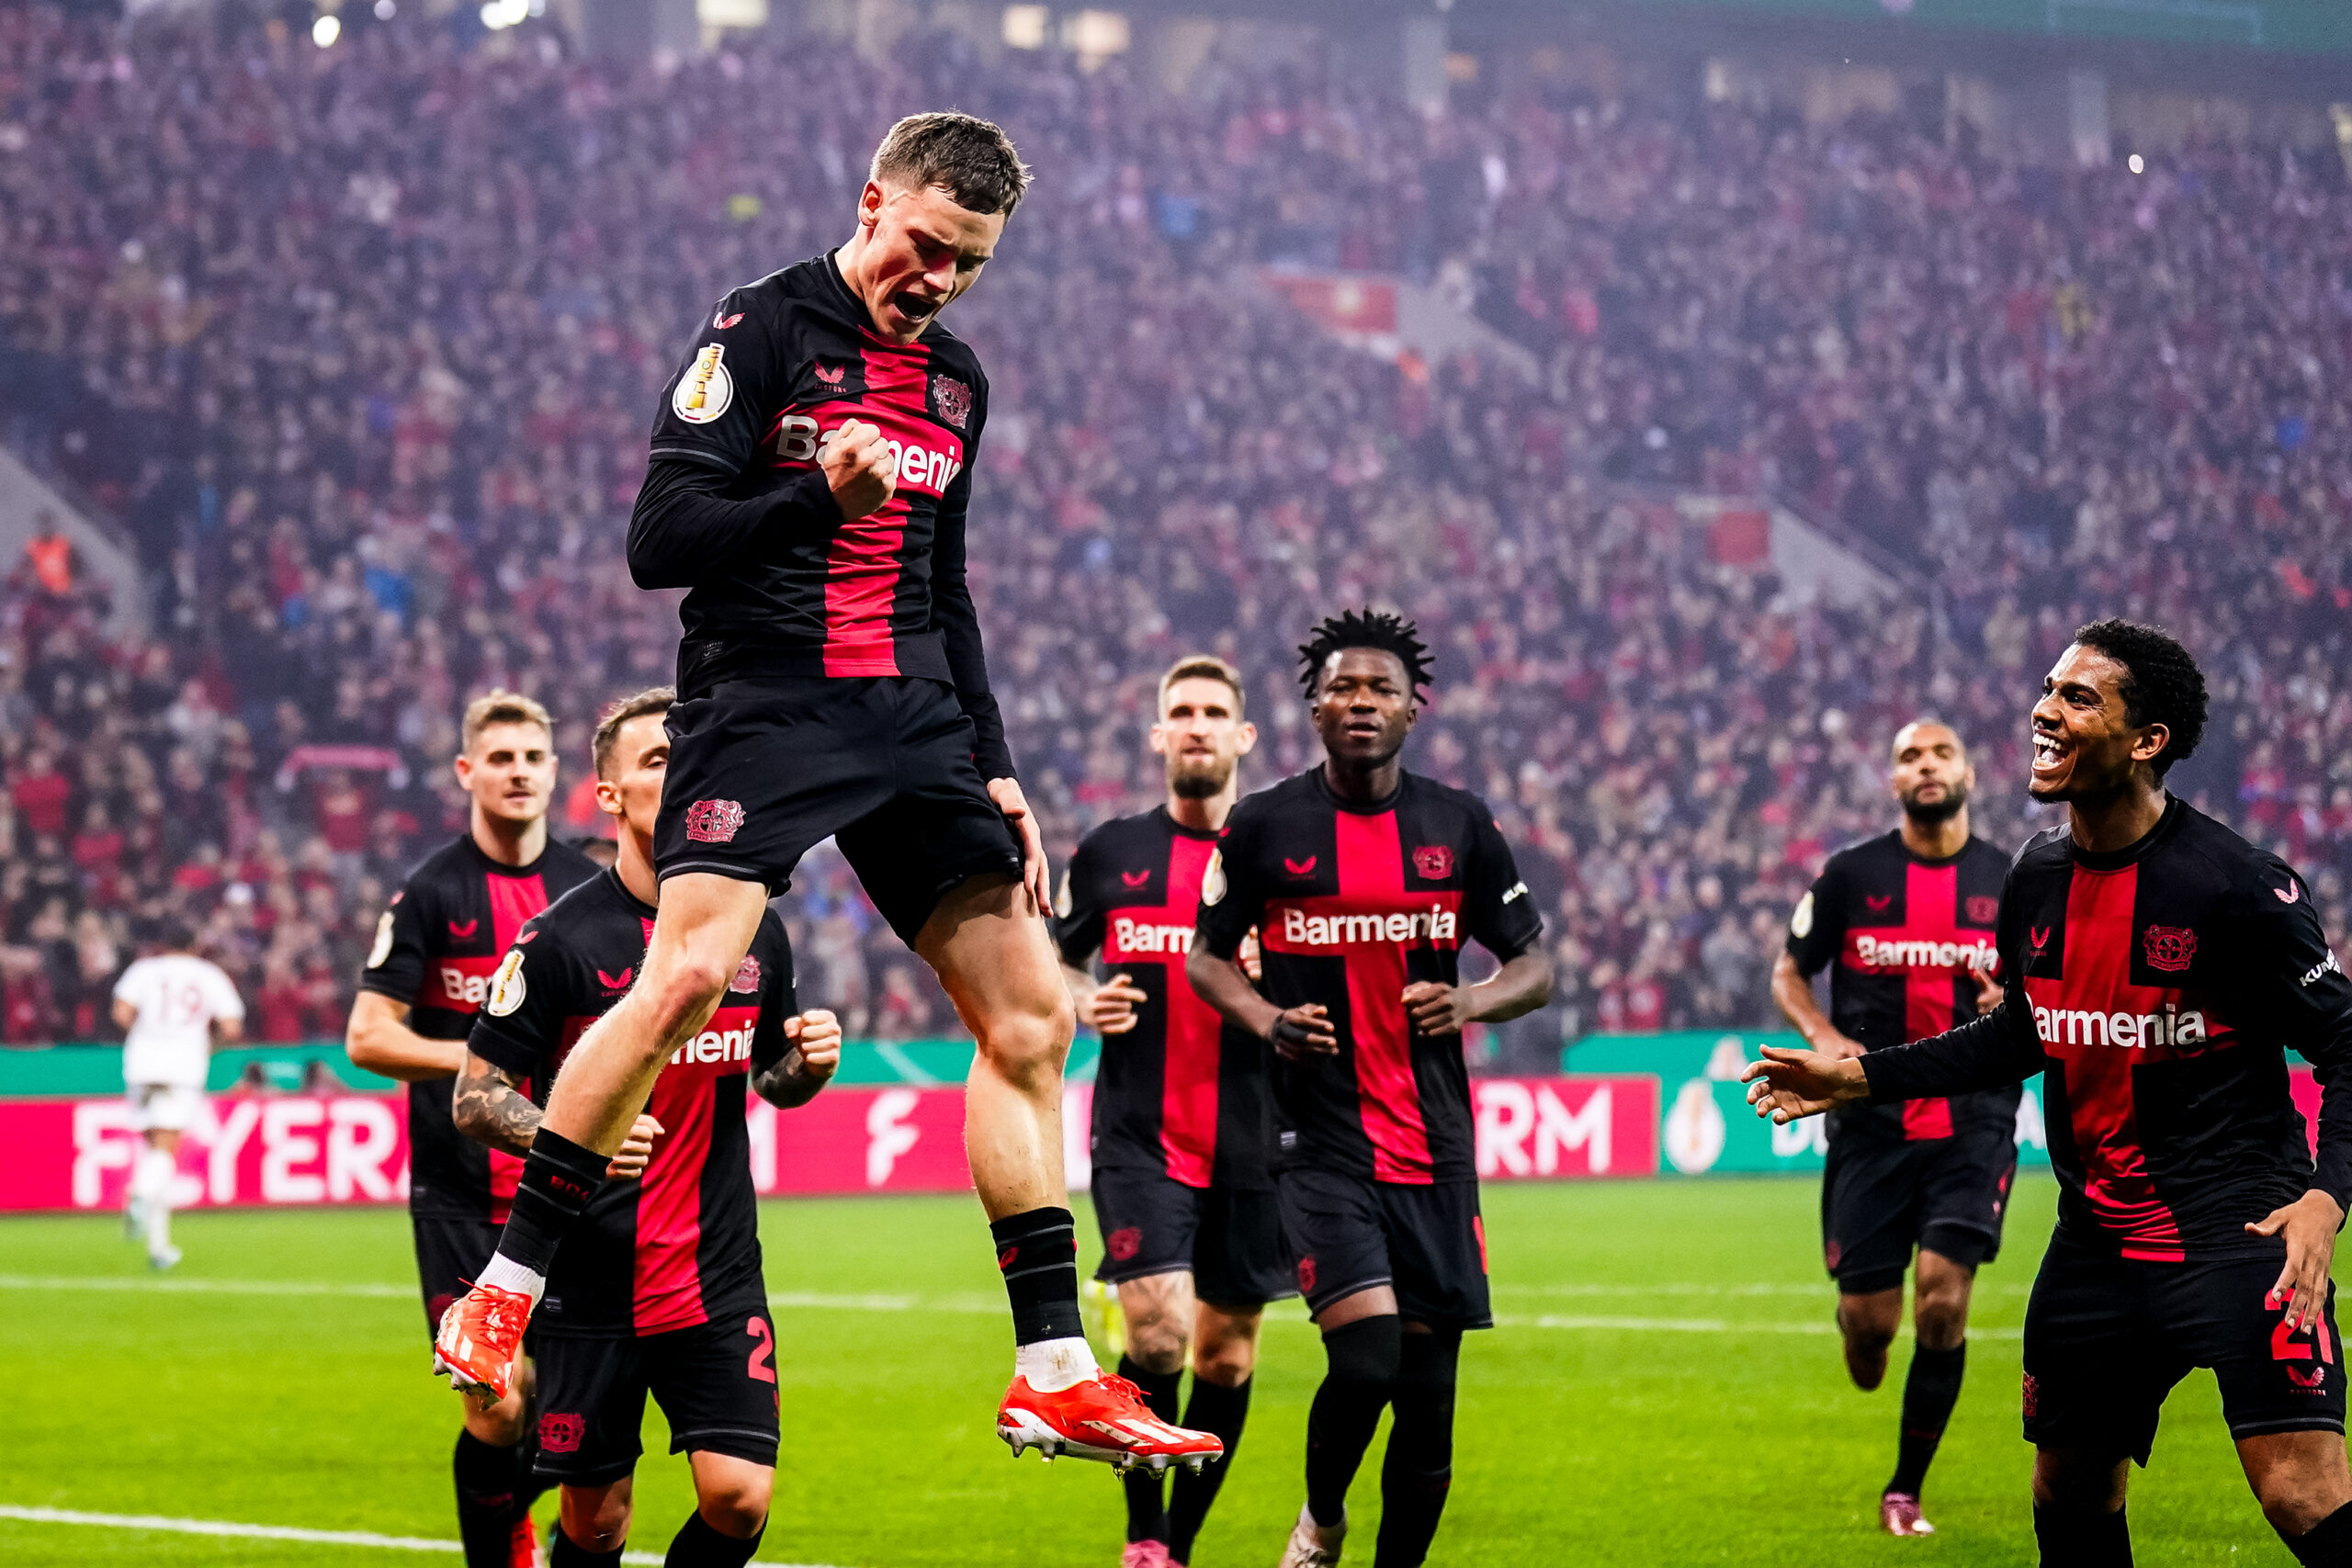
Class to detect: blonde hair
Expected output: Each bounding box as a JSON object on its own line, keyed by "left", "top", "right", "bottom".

{"left": 460, "top": 689, "right": 553, "bottom": 754}
{"left": 1159, "top": 655, "right": 1245, "bottom": 718}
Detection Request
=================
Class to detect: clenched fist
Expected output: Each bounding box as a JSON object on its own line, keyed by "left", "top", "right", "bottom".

{"left": 822, "top": 418, "right": 897, "bottom": 520}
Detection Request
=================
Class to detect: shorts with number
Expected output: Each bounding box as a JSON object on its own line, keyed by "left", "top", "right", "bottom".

{"left": 127, "top": 1083, "right": 205, "bottom": 1134}
{"left": 531, "top": 1310, "right": 784, "bottom": 1486}
{"left": 1821, "top": 1126, "right": 2018, "bottom": 1296}
{"left": 2022, "top": 1228, "right": 2346, "bottom": 1464}
{"left": 653, "top": 675, "right": 1023, "bottom": 945}
{"left": 1276, "top": 1168, "right": 1491, "bottom": 1330}
{"left": 1091, "top": 1168, "right": 1294, "bottom": 1307}
{"left": 413, "top": 1213, "right": 503, "bottom": 1342}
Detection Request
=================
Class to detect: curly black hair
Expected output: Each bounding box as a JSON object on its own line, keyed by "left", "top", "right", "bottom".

{"left": 2070, "top": 618, "right": 2208, "bottom": 778}
{"left": 1296, "top": 607, "right": 1433, "bottom": 702}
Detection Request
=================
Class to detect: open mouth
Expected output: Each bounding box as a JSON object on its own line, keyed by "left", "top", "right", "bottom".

{"left": 2031, "top": 733, "right": 2066, "bottom": 777}
{"left": 890, "top": 291, "right": 939, "bottom": 325}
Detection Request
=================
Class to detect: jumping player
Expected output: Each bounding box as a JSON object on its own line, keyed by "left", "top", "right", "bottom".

{"left": 111, "top": 919, "right": 243, "bottom": 1270}
{"left": 433, "top": 112, "right": 1216, "bottom": 1472}
{"left": 1187, "top": 610, "right": 1554, "bottom": 1568}
{"left": 349, "top": 690, "right": 598, "bottom": 1568}
{"left": 1747, "top": 621, "right": 2352, "bottom": 1567}
{"left": 1771, "top": 719, "right": 2014, "bottom": 1536}
{"left": 454, "top": 688, "right": 838, "bottom": 1568}
{"left": 1057, "top": 655, "right": 1287, "bottom": 1568}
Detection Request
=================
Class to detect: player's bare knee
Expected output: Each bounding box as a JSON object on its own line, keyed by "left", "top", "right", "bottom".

{"left": 1914, "top": 1293, "right": 1969, "bottom": 1350}
{"left": 559, "top": 1483, "right": 632, "bottom": 1551}
{"left": 698, "top": 1479, "right": 772, "bottom": 1538}
{"left": 2033, "top": 1450, "right": 2127, "bottom": 1513}
{"left": 973, "top": 993, "right": 1072, "bottom": 1096}
{"left": 1192, "top": 1335, "right": 1257, "bottom": 1387}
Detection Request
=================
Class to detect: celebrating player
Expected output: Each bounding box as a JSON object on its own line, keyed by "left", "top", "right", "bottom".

{"left": 1056, "top": 655, "right": 1286, "bottom": 1567}
{"left": 1187, "top": 610, "right": 1554, "bottom": 1568}
{"left": 111, "top": 919, "right": 243, "bottom": 1271}
{"left": 1746, "top": 621, "right": 2352, "bottom": 1568}
{"left": 349, "top": 691, "right": 599, "bottom": 1568}
{"left": 453, "top": 688, "right": 837, "bottom": 1568}
{"left": 1770, "top": 719, "right": 2013, "bottom": 1537}
{"left": 433, "top": 111, "right": 1216, "bottom": 1471}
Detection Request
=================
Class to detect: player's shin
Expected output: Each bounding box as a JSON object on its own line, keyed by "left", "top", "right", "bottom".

{"left": 992, "top": 1207, "right": 1097, "bottom": 1387}
{"left": 1168, "top": 1375, "right": 1251, "bottom": 1562}
{"left": 452, "top": 1430, "right": 525, "bottom": 1568}
{"left": 2033, "top": 1505, "right": 2132, "bottom": 1567}
{"left": 137, "top": 1145, "right": 176, "bottom": 1261}
{"left": 481, "top": 1129, "right": 611, "bottom": 1304}
{"left": 1118, "top": 1356, "right": 1181, "bottom": 1542}
{"left": 1889, "top": 1341, "right": 1966, "bottom": 1499}
{"left": 663, "top": 1510, "right": 763, "bottom": 1567}
{"left": 1373, "top": 1329, "right": 1459, "bottom": 1568}
{"left": 1305, "top": 1316, "right": 1401, "bottom": 1529}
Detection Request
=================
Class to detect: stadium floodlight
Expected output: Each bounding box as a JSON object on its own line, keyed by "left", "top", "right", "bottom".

{"left": 479, "top": 0, "right": 527, "bottom": 28}
{"left": 311, "top": 13, "right": 340, "bottom": 45}
{"left": 373, "top": 0, "right": 393, "bottom": 15}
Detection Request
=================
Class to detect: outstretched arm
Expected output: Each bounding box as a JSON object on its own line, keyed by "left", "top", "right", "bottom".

{"left": 1745, "top": 1000, "right": 2041, "bottom": 1123}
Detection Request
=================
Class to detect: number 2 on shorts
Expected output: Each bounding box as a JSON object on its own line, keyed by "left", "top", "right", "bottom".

{"left": 747, "top": 1315, "right": 778, "bottom": 1383}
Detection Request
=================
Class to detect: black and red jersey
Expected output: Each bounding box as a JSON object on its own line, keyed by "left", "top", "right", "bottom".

{"left": 1193, "top": 769, "right": 1544, "bottom": 1186}
{"left": 1863, "top": 798, "right": 2352, "bottom": 1261}
{"left": 468, "top": 869, "right": 798, "bottom": 1338}
{"left": 631, "top": 252, "right": 1010, "bottom": 778}
{"left": 1054, "top": 807, "right": 1276, "bottom": 1190}
{"left": 357, "top": 834, "right": 599, "bottom": 1221}
{"left": 1786, "top": 830, "right": 2018, "bottom": 1144}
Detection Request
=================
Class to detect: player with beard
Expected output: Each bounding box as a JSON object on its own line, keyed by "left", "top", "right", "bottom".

{"left": 348, "top": 691, "right": 600, "bottom": 1568}
{"left": 1770, "top": 720, "right": 2014, "bottom": 1537}
{"left": 1187, "top": 611, "right": 1553, "bottom": 1568}
{"left": 1747, "top": 622, "right": 2352, "bottom": 1568}
{"left": 1056, "top": 656, "right": 1288, "bottom": 1568}
{"left": 432, "top": 111, "right": 1217, "bottom": 1472}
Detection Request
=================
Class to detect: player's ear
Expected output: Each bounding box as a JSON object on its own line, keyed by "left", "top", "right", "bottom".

{"left": 858, "top": 179, "right": 887, "bottom": 230}
{"left": 1236, "top": 720, "right": 1258, "bottom": 755}
{"left": 2132, "top": 722, "right": 2171, "bottom": 767}
{"left": 594, "top": 778, "right": 623, "bottom": 818}
{"left": 452, "top": 753, "right": 472, "bottom": 787}
{"left": 1148, "top": 720, "right": 1169, "bottom": 757}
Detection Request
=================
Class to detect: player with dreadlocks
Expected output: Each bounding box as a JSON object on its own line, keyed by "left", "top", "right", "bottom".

{"left": 1188, "top": 608, "right": 1555, "bottom": 1568}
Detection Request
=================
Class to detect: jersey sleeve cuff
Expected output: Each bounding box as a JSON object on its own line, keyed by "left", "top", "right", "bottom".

{"left": 465, "top": 1026, "right": 540, "bottom": 1078}
{"left": 354, "top": 976, "right": 415, "bottom": 1002}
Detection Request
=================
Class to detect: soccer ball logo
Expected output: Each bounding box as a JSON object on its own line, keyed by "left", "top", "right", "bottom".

{"left": 684, "top": 799, "right": 746, "bottom": 844}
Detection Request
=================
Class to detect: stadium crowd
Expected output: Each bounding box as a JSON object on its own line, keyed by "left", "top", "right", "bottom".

{"left": 3, "top": 4, "right": 2350, "bottom": 1067}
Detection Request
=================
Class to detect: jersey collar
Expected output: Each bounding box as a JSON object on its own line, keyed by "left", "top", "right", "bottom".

{"left": 2069, "top": 794, "right": 2184, "bottom": 873}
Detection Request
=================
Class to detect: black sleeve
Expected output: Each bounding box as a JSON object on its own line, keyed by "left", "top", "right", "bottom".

{"left": 356, "top": 881, "right": 431, "bottom": 1003}
{"left": 929, "top": 412, "right": 1014, "bottom": 781}
{"left": 1195, "top": 810, "right": 1268, "bottom": 959}
{"left": 2238, "top": 858, "right": 2352, "bottom": 1211}
{"left": 1860, "top": 879, "right": 2043, "bottom": 1100}
{"left": 1784, "top": 856, "right": 1846, "bottom": 977}
{"left": 467, "top": 921, "right": 572, "bottom": 1081}
{"left": 1463, "top": 808, "right": 1543, "bottom": 961}
{"left": 750, "top": 915, "right": 801, "bottom": 1072}
{"left": 627, "top": 458, "right": 839, "bottom": 592}
{"left": 1052, "top": 833, "right": 1108, "bottom": 967}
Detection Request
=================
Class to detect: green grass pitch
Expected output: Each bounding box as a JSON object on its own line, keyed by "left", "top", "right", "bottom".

{"left": 0, "top": 1175, "right": 2291, "bottom": 1564}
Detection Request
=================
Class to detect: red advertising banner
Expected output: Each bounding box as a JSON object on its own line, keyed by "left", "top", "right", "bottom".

{"left": 1472, "top": 1076, "right": 1659, "bottom": 1179}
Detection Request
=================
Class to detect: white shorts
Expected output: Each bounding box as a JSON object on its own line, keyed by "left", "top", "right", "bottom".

{"left": 128, "top": 1084, "right": 206, "bottom": 1134}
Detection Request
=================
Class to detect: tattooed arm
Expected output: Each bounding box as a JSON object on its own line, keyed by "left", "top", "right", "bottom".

{"left": 453, "top": 1050, "right": 542, "bottom": 1156}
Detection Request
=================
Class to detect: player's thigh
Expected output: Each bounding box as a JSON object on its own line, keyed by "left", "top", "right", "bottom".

{"left": 912, "top": 873, "right": 1069, "bottom": 1055}
{"left": 638, "top": 874, "right": 772, "bottom": 1010}
{"left": 1193, "top": 1183, "right": 1296, "bottom": 1315}
{"left": 1278, "top": 1167, "right": 1396, "bottom": 1324}
{"left": 685, "top": 1450, "right": 775, "bottom": 1532}
{"left": 646, "top": 1310, "right": 782, "bottom": 1472}
{"left": 1820, "top": 1134, "right": 1924, "bottom": 1299}
{"left": 1376, "top": 1179, "right": 1494, "bottom": 1333}
{"left": 2023, "top": 1234, "right": 2177, "bottom": 1466}
{"left": 1917, "top": 1128, "right": 2019, "bottom": 1271}
{"left": 413, "top": 1213, "right": 503, "bottom": 1342}
{"left": 2167, "top": 1251, "right": 2349, "bottom": 1450}
{"left": 533, "top": 1335, "right": 652, "bottom": 1489}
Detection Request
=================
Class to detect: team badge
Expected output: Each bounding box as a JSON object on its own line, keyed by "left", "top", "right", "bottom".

{"left": 684, "top": 798, "right": 745, "bottom": 844}
{"left": 1412, "top": 845, "right": 1453, "bottom": 880}
{"left": 1200, "top": 849, "right": 1226, "bottom": 906}
{"left": 538, "top": 1412, "right": 584, "bottom": 1454}
{"left": 931, "top": 373, "right": 972, "bottom": 430}
{"left": 2143, "top": 926, "right": 2197, "bottom": 974}
{"left": 1790, "top": 891, "right": 1814, "bottom": 939}
{"left": 367, "top": 909, "right": 395, "bottom": 969}
{"left": 1106, "top": 1226, "right": 1142, "bottom": 1262}
{"left": 1967, "top": 896, "right": 2000, "bottom": 924}
{"left": 729, "top": 955, "right": 761, "bottom": 994}
{"left": 486, "top": 949, "right": 527, "bottom": 1017}
{"left": 672, "top": 344, "right": 733, "bottom": 424}
{"left": 1296, "top": 1256, "right": 1317, "bottom": 1296}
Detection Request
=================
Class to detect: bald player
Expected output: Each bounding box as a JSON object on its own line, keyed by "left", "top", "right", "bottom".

{"left": 1770, "top": 720, "right": 2016, "bottom": 1538}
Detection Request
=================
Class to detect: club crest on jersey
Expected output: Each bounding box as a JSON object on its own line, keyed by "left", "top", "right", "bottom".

{"left": 538, "top": 1412, "right": 584, "bottom": 1454}
{"left": 367, "top": 909, "right": 396, "bottom": 968}
{"left": 486, "top": 949, "right": 527, "bottom": 1017}
{"left": 1413, "top": 845, "right": 1453, "bottom": 880}
{"left": 673, "top": 344, "right": 732, "bottom": 424}
{"left": 729, "top": 955, "right": 761, "bottom": 994}
{"left": 1967, "top": 896, "right": 2000, "bottom": 924}
{"left": 2143, "top": 926, "right": 2197, "bottom": 973}
{"left": 684, "top": 798, "right": 745, "bottom": 844}
{"left": 930, "top": 373, "right": 972, "bottom": 431}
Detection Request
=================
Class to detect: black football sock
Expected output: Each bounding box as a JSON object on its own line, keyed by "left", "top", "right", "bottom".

{"left": 2034, "top": 1504, "right": 2131, "bottom": 1567}
{"left": 2286, "top": 1499, "right": 2352, "bottom": 1566}
{"left": 1887, "top": 1341, "right": 1966, "bottom": 1497}
{"left": 664, "top": 1509, "right": 763, "bottom": 1567}
{"left": 452, "top": 1429, "right": 522, "bottom": 1568}
{"left": 1374, "top": 1329, "right": 1461, "bottom": 1568}
{"left": 1117, "top": 1355, "right": 1181, "bottom": 1543}
{"left": 1305, "top": 1316, "right": 1401, "bottom": 1530}
{"left": 1169, "top": 1374, "right": 1252, "bottom": 1563}
{"left": 492, "top": 1130, "right": 609, "bottom": 1278}
{"left": 549, "top": 1524, "right": 626, "bottom": 1567}
{"left": 990, "top": 1207, "right": 1084, "bottom": 1345}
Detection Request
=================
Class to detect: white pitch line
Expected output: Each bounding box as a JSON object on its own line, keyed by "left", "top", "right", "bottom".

{"left": 0, "top": 1505, "right": 846, "bottom": 1565}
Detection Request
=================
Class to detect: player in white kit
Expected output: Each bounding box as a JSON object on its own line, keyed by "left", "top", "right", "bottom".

{"left": 112, "top": 921, "right": 244, "bottom": 1269}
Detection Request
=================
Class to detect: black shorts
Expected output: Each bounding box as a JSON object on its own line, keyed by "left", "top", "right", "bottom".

{"left": 2023, "top": 1230, "right": 2346, "bottom": 1464}
{"left": 531, "top": 1310, "right": 785, "bottom": 1486}
{"left": 654, "top": 675, "right": 1023, "bottom": 944}
{"left": 1821, "top": 1127, "right": 2018, "bottom": 1296}
{"left": 1276, "top": 1168, "right": 1491, "bottom": 1330}
{"left": 1091, "top": 1168, "right": 1294, "bottom": 1308}
{"left": 413, "top": 1212, "right": 500, "bottom": 1342}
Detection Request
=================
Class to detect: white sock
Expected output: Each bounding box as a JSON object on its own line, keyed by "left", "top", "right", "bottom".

{"left": 1016, "top": 1336, "right": 1100, "bottom": 1393}
{"left": 140, "top": 1148, "right": 175, "bottom": 1256}
{"left": 476, "top": 1253, "right": 547, "bottom": 1308}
